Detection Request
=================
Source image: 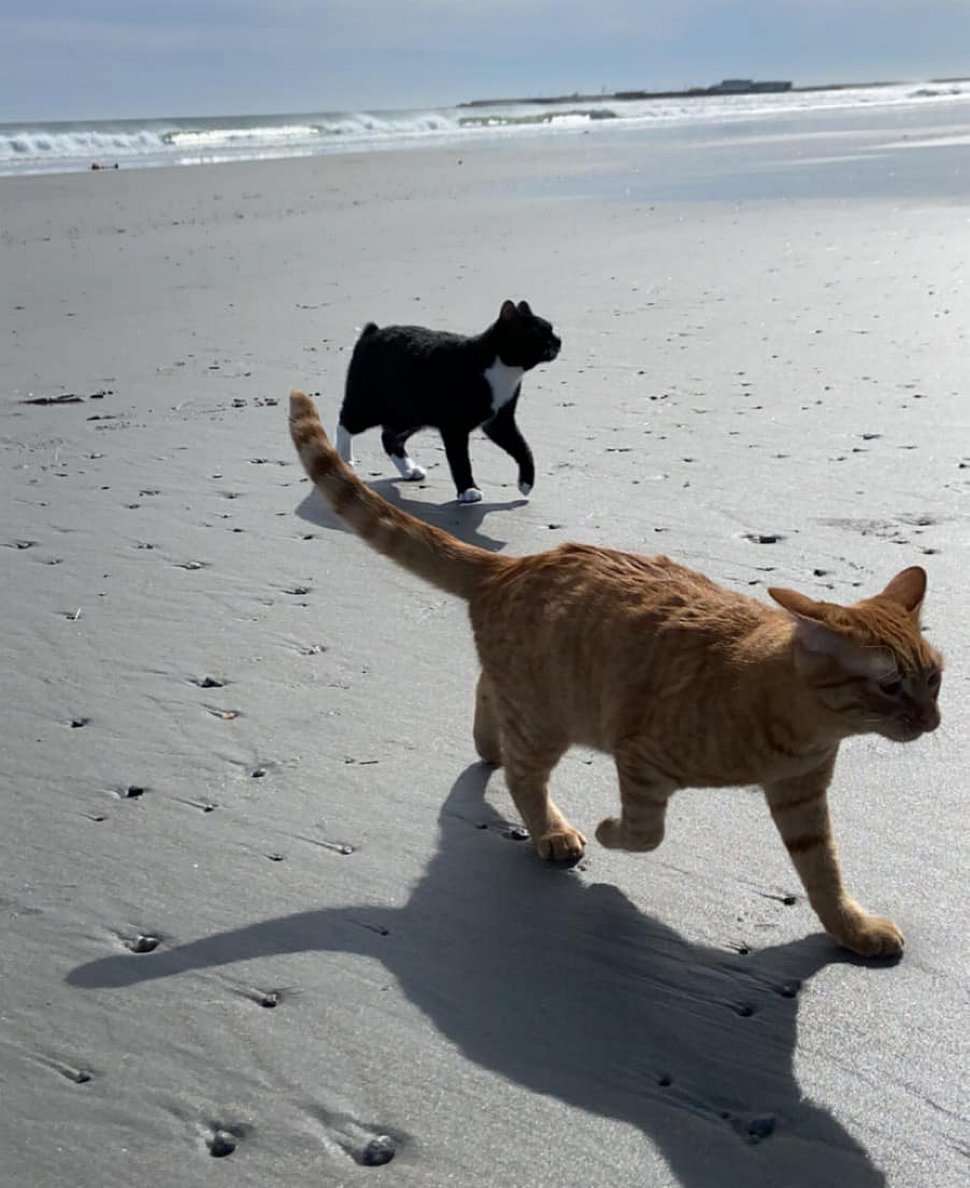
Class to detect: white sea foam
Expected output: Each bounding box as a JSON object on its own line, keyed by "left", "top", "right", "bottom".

{"left": 2, "top": 81, "right": 969, "bottom": 177}
{"left": 166, "top": 124, "right": 320, "bottom": 147}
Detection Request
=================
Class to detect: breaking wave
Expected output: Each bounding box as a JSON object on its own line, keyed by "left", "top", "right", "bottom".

{"left": 3, "top": 80, "right": 969, "bottom": 177}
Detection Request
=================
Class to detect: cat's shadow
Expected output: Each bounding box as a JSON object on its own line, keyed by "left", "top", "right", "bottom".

{"left": 294, "top": 479, "right": 525, "bottom": 552}
{"left": 67, "top": 765, "right": 886, "bottom": 1187}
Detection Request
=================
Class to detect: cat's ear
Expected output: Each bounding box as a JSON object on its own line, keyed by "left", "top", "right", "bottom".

{"left": 768, "top": 588, "right": 894, "bottom": 679}
{"left": 766, "top": 587, "right": 819, "bottom": 619}
{"left": 499, "top": 300, "right": 517, "bottom": 321}
{"left": 878, "top": 566, "right": 926, "bottom": 616}
{"left": 516, "top": 300, "right": 533, "bottom": 316}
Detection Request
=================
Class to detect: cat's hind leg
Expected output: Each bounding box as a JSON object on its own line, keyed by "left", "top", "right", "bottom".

{"left": 336, "top": 421, "right": 356, "bottom": 465}
{"left": 596, "top": 746, "right": 674, "bottom": 852}
{"left": 336, "top": 397, "right": 379, "bottom": 468}
{"left": 336, "top": 400, "right": 375, "bottom": 466}
{"left": 765, "top": 756, "right": 904, "bottom": 958}
{"left": 381, "top": 428, "right": 427, "bottom": 482}
{"left": 499, "top": 717, "right": 585, "bottom": 862}
{"left": 473, "top": 673, "right": 503, "bottom": 766}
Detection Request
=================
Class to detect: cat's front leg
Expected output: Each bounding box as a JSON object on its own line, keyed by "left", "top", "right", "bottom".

{"left": 441, "top": 429, "right": 481, "bottom": 504}
{"left": 596, "top": 749, "right": 674, "bottom": 852}
{"left": 482, "top": 399, "right": 535, "bottom": 496}
{"left": 764, "top": 755, "right": 904, "bottom": 958}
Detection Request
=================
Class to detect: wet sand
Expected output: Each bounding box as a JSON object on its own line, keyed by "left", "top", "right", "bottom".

{"left": 2, "top": 109, "right": 968, "bottom": 1186}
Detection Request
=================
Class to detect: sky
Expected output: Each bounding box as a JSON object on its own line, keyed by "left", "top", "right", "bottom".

{"left": 2, "top": 1, "right": 970, "bottom": 123}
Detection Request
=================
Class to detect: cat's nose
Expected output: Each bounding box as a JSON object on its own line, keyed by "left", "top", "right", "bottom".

{"left": 919, "top": 704, "right": 941, "bottom": 733}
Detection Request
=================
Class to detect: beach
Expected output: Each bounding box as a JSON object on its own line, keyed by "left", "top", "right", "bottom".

{"left": 1, "top": 103, "right": 968, "bottom": 1186}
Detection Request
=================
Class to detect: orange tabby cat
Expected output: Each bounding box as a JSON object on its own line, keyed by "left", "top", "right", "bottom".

{"left": 289, "top": 391, "right": 942, "bottom": 957}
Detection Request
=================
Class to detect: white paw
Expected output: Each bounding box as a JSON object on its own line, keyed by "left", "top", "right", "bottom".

{"left": 391, "top": 454, "right": 426, "bottom": 481}
{"left": 518, "top": 480, "right": 533, "bottom": 496}
{"left": 458, "top": 488, "right": 483, "bottom": 505}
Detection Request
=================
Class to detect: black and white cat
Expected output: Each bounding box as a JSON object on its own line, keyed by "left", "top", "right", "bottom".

{"left": 335, "top": 299, "right": 561, "bottom": 503}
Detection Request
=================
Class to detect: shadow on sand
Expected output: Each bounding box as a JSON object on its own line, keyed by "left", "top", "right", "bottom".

{"left": 68, "top": 764, "right": 885, "bottom": 1187}
{"left": 294, "top": 479, "right": 526, "bottom": 552}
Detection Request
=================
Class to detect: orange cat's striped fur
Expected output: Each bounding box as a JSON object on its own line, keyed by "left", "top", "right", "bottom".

{"left": 290, "top": 391, "right": 943, "bottom": 957}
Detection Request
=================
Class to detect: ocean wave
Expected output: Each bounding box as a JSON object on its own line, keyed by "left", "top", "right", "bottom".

{"left": 3, "top": 81, "right": 970, "bottom": 176}
{"left": 458, "top": 107, "right": 617, "bottom": 128}
{"left": 0, "top": 126, "right": 165, "bottom": 164}
{"left": 163, "top": 123, "right": 321, "bottom": 147}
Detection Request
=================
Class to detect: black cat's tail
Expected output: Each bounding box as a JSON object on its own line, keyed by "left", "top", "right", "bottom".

{"left": 289, "top": 391, "right": 508, "bottom": 600}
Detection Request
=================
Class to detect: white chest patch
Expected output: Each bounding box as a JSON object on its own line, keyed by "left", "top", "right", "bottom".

{"left": 484, "top": 360, "right": 525, "bottom": 414}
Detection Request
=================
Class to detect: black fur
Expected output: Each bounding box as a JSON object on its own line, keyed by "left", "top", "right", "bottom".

{"left": 337, "top": 299, "right": 560, "bottom": 500}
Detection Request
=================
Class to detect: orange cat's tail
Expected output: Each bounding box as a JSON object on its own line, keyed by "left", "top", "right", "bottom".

{"left": 288, "top": 391, "right": 507, "bottom": 600}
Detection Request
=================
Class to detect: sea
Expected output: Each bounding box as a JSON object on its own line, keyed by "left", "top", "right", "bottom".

{"left": 3, "top": 80, "right": 970, "bottom": 179}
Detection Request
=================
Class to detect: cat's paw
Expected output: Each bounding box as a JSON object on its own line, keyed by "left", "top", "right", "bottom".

{"left": 536, "top": 826, "right": 587, "bottom": 863}
{"left": 391, "top": 455, "right": 426, "bottom": 481}
{"left": 595, "top": 816, "right": 664, "bottom": 852}
{"left": 458, "top": 488, "right": 483, "bottom": 505}
{"left": 834, "top": 909, "right": 905, "bottom": 958}
{"left": 517, "top": 480, "right": 533, "bottom": 497}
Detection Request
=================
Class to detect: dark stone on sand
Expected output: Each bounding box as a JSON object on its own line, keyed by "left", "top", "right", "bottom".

{"left": 259, "top": 991, "right": 280, "bottom": 1008}
{"left": 502, "top": 826, "right": 530, "bottom": 841}
{"left": 733, "top": 1003, "right": 755, "bottom": 1017}
{"left": 71, "top": 717, "right": 89, "bottom": 728}
{"left": 360, "top": 1135, "right": 396, "bottom": 1167}
{"left": 127, "top": 934, "right": 160, "bottom": 954}
{"left": 208, "top": 1131, "right": 236, "bottom": 1158}
{"left": 22, "top": 393, "right": 83, "bottom": 405}
{"left": 744, "top": 1114, "right": 776, "bottom": 1143}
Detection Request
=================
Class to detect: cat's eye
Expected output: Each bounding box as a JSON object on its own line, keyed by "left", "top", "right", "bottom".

{"left": 878, "top": 678, "right": 903, "bottom": 696}
{"left": 927, "top": 671, "right": 941, "bottom": 689}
